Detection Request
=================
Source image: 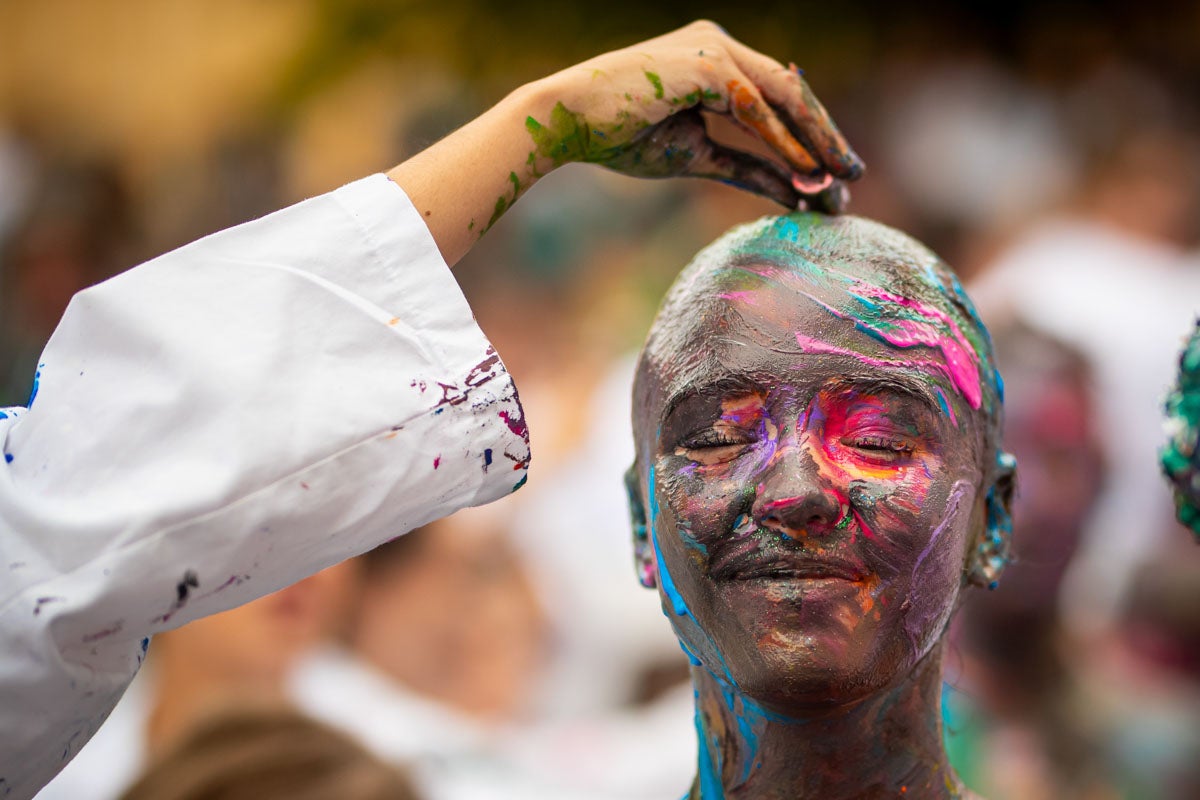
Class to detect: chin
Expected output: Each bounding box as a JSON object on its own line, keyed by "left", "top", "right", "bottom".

{"left": 700, "top": 594, "right": 902, "bottom": 714}
{"left": 724, "top": 622, "right": 898, "bottom": 713}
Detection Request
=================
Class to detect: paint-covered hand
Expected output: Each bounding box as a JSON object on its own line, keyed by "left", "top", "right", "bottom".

{"left": 388, "top": 20, "right": 866, "bottom": 266}
{"left": 532, "top": 20, "right": 864, "bottom": 211}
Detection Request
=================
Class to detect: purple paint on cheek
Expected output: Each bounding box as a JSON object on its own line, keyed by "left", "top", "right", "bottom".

{"left": 911, "top": 481, "right": 969, "bottom": 576}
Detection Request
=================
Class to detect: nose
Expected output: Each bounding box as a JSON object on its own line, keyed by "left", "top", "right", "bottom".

{"left": 752, "top": 441, "right": 840, "bottom": 538}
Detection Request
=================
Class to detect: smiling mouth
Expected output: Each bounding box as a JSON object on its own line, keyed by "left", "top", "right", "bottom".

{"left": 716, "top": 558, "right": 865, "bottom": 583}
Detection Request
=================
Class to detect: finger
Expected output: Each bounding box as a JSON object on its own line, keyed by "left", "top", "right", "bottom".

{"left": 719, "top": 75, "right": 833, "bottom": 194}
{"left": 691, "top": 141, "right": 802, "bottom": 209}
{"left": 803, "top": 179, "right": 851, "bottom": 214}
{"left": 724, "top": 38, "right": 864, "bottom": 180}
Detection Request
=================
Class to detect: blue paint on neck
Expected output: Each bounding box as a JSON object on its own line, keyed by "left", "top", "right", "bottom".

{"left": 648, "top": 465, "right": 804, "bottom": 798}
{"left": 696, "top": 709, "right": 726, "bottom": 800}
{"left": 648, "top": 466, "right": 690, "bottom": 618}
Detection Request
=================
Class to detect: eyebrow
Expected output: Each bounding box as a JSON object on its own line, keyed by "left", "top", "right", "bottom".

{"left": 660, "top": 372, "right": 945, "bottom": 429}
{"left": 824, "top": 376, "right": 943, "bottom": 416}
{"left": 660, "top": 375, "right": 764, "bottom": 427}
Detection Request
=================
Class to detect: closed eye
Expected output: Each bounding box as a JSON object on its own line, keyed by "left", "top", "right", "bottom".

{"left": 676, "top": 427, "right": 756, "bottom": 465}
{"left": 841, "top": 435, "right": 914, "bottom": 462}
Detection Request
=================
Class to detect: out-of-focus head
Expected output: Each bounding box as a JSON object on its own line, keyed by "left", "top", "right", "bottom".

{"left": 352, "top": 517, "right": 547, "bottom": 721}
{"left": 627, "top": 213, "right": 1013, "bottom": 712}
{"left": 155, "top": 561, "right": 361, "bottom": 687}
{"left": 118, "top": 708, "right": 420, "bottom": 800}
{"left": 992, "top": 322, "right": 1103, "bottom": 605}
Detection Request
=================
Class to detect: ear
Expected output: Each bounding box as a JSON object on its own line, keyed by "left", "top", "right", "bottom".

{"left": 968, "top": 451, "right": 1016, "bottom": 589}
{"left": 625, "top": 465, "right": 657, "bottom": 589}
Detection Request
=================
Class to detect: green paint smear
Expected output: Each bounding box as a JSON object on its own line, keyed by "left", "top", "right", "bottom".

{"left": 1162, "top": 320, "right": 1200, "bottom": 540}
{"left": 645, "top": 70, "right": 665, "bottom": 99}
{"left": 485, "top": 171, "right": 522, "bottom": 232}
{"left": 525, "top": 102, "right": 627, "bottom": 168}
{"left": 486, "top": 195, "right": 508, "bottom": 231}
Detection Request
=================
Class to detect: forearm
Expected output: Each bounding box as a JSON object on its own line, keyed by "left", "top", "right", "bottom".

{"left": 387, "top": 78, "right": 559, "bottom": 267}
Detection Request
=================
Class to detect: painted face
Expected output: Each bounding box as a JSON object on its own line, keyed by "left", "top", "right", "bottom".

{"left": 632, "top": 215, "right": 1007, "bottom": 713}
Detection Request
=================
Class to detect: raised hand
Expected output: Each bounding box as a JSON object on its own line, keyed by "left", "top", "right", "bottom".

{"left": 531, "top": 21, "right": 864, "bottom": 211}
{"left": 389, "top": 21, "right": 865, "bottom": 265}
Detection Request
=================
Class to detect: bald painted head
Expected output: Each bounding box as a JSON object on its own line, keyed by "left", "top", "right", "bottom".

{"left": 627, "top": 213, "right": 1015, "bottom": 711}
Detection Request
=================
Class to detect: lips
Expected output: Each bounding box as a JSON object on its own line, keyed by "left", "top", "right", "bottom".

{"left": 709, "top": 546, "right": 866, "bottom": 583}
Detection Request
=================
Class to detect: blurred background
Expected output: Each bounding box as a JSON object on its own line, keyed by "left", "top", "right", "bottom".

{"left": 3, "top": 1, "right": 1199, "bottom": 798}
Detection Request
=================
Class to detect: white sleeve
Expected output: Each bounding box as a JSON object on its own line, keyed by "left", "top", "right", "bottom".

{"left": 0, "top": 174, "right": 530, "bottom": 799}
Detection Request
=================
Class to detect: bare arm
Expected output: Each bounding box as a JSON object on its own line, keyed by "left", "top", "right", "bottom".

{"left": 388, "top": 20, "right": 864, "bottom": 266}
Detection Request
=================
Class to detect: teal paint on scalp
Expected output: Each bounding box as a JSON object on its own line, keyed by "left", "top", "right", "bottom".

{"left": 677, "top": 212, "right": 1005, "bottom": 420}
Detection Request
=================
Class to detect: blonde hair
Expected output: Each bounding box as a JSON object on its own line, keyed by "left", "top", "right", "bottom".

{"left": 119, "top": 707, "right": 420, "bottom": 800}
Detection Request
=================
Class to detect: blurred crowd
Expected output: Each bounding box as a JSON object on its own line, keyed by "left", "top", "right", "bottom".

{"left": 3, "top": 2, "right": 1200, "bottom": 799}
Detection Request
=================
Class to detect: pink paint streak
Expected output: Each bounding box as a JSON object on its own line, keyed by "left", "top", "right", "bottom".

{"left": 849, "top": 284, "right": 982, "bottom": 409}
{"left": 498, "top": 409, "right": 528, "bottom": 440}
{"left": 718, "top": 290, "right": 761, "bottom": 304}
{"left": 794, "top": 334, "right": 962, "bottom": 394}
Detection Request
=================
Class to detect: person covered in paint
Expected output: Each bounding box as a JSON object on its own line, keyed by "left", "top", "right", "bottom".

{"left": 1162, "top": 320, "right": 1200, "bottom": 542}
{"left": 0, "top": 21, "right": 864, "bottom": 800}
{"left": 626, "top": 213, "right": 1015, "bottom": 799}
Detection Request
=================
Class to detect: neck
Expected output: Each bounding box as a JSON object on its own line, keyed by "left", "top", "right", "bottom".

{"left": 686, "top": 642, "right": 967, "bottom": 799}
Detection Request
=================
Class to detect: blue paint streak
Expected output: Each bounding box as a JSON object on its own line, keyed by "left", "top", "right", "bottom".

{"left": 511, "top": 474, "right": 528, "bottom": 493}
{"left": 696, "top": 711, "right": 726, "bottom": 800}
{"left": 771, "top": 216, "right": 802, "bottom": 243}
{"left": 3, "top": 454, "right": 10, "bottom": 464}
{"left": 940, "top": 681, "right": 960, "bottom": 733}
{"left": 852, "top": 319, "right": 897, "bottom": 347}
{"left": 935, "top": 389, "right": 952, "bottom": 418}
{"left": 680, "top": 530, "right": 708, "bottom": 555}
{"left": 0, "top": 411, "right": 7, "bottom": 419}
{"left": 679, "top": 641, "right": 702, "bottom": 667}
{"left": 28, "top": 365, "right": 42, "bottom": 408}
{"left": 483, "top": 448, "right": 493, "bottom": 467}
{"left": 850, "top": 293, "right": 881, "bottom": 312}
{"left": 648, "top": 467, "right": 690, "bottom": 618}
{"left": 649, "top": 467, "right": 728, "bottom": 797}
{"left": 648, "top": 465, "right": 806, "bottom": 797}
{"left": 983, "top": 451, "right": 1016, "bottom": 571}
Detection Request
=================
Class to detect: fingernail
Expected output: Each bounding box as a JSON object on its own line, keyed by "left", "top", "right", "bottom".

{"left": 808, "top": 181, "right": 850, "bottom": 214}
{"left": 842, "top": 150, "right": 866, "bottom": 180}
{"left": 791, "top": 171, "right": 833, "bottom": 194}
